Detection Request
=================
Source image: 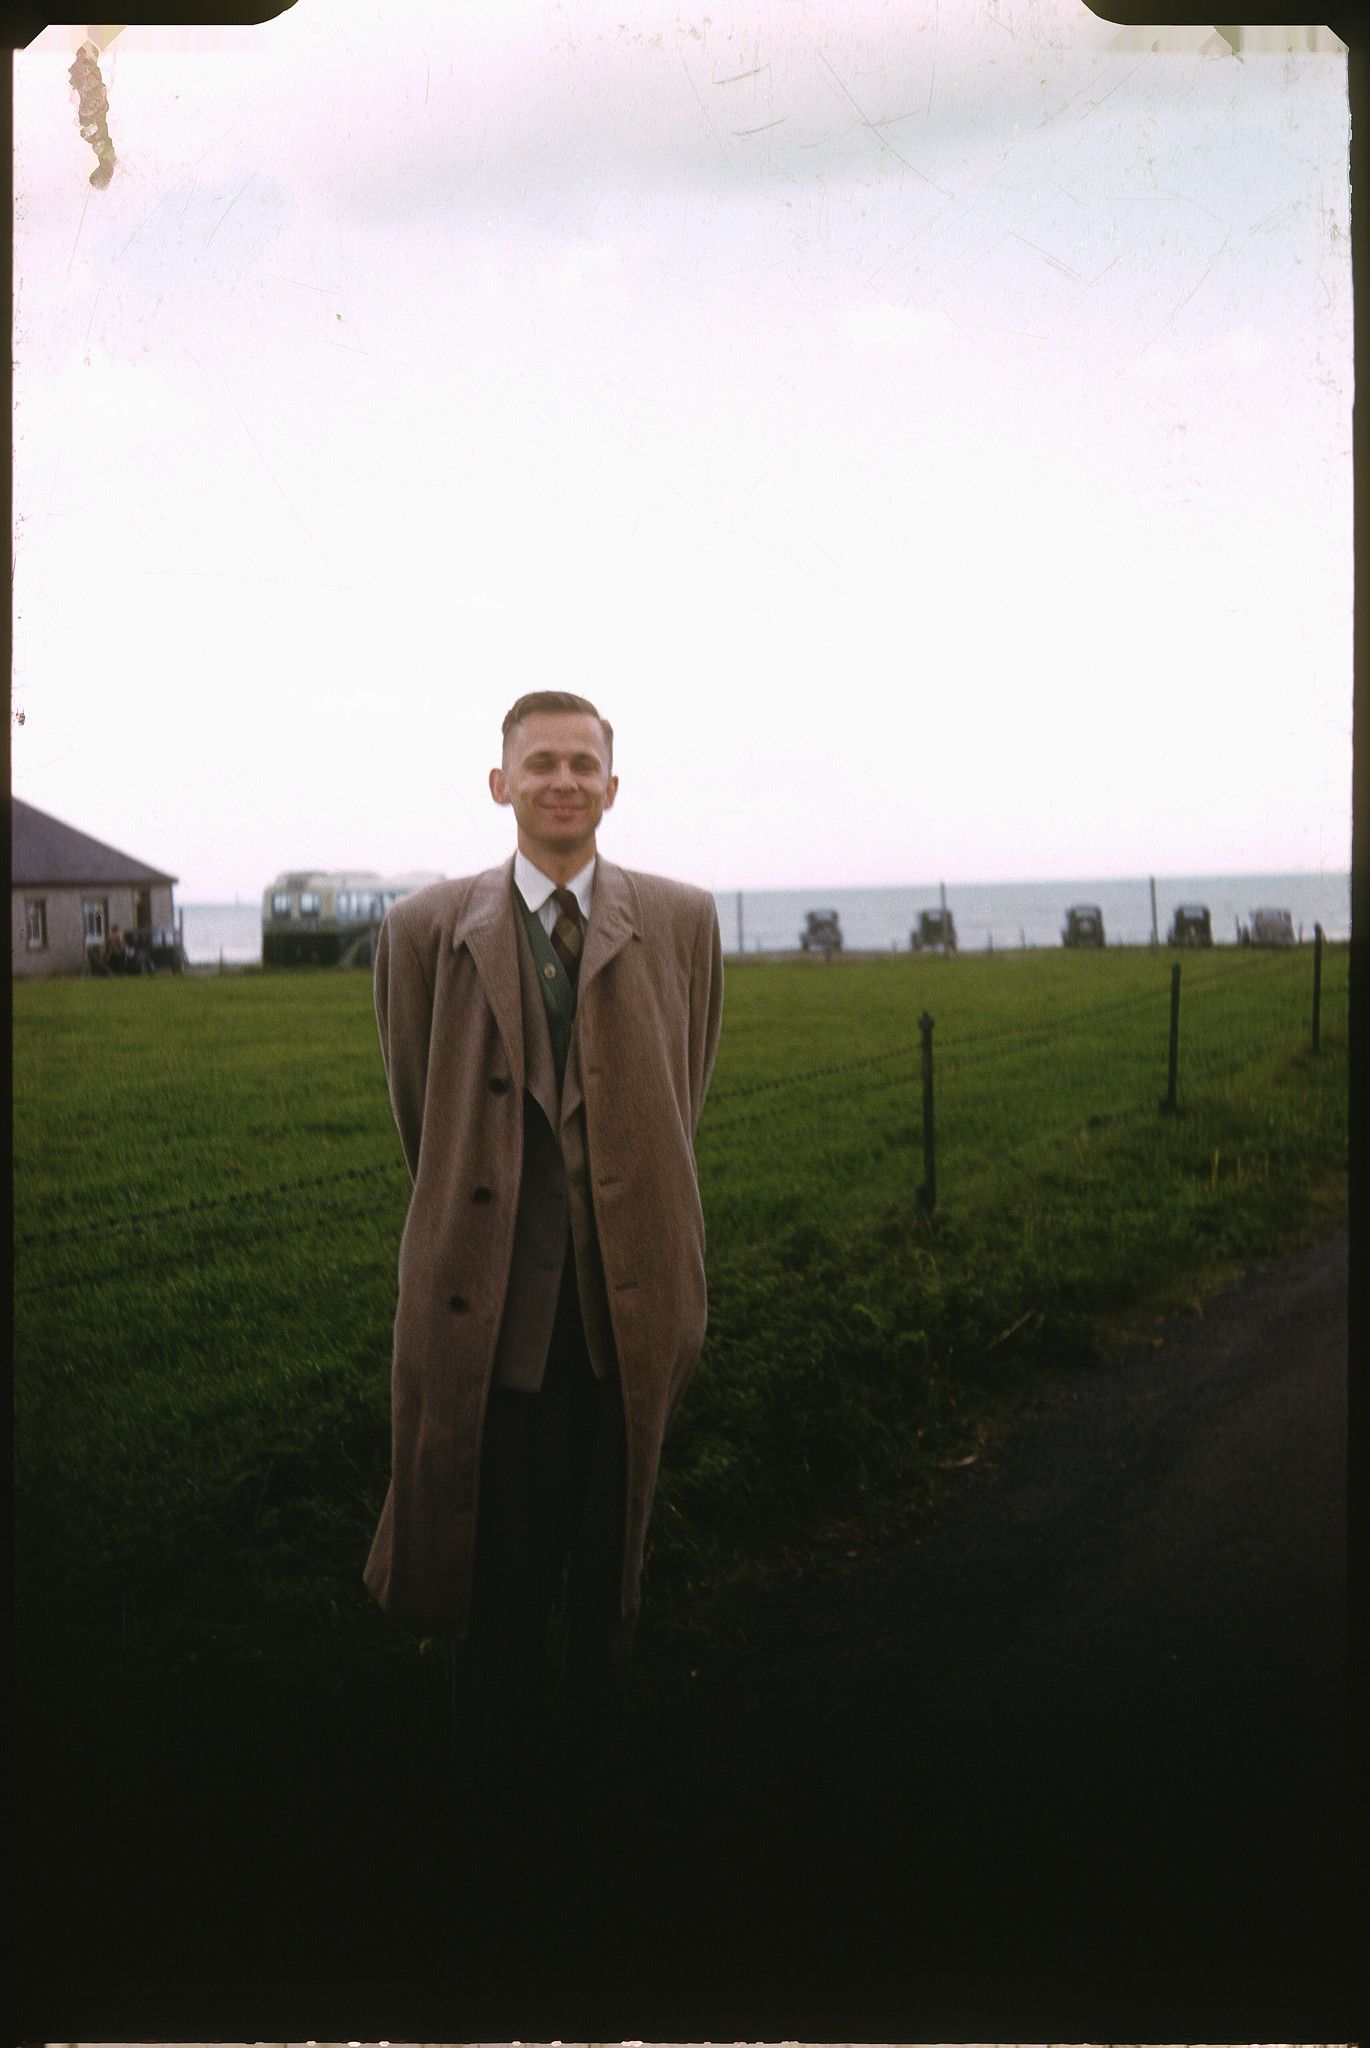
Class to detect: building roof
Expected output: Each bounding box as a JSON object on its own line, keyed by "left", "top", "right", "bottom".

{"left": 10, "top": 798, "right": 178, "bottom": 888}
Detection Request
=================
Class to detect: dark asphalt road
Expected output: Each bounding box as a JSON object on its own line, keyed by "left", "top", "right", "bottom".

{"left": 17, "top": 1223, "right": 1354, "bottom": 2040}
{"left": 601, "top": 1217, "right": 1354, "bottom": 2035}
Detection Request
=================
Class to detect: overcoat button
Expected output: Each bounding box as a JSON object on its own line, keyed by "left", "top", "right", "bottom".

{"left": 488, "top": 1077, "right": 510, "bottom": 1095}
{"left": 448, "top": 1294, "right": 468, "bottom": 1312}
{"left": 471, "top": 1186, "right": 493, "bottom": 1204}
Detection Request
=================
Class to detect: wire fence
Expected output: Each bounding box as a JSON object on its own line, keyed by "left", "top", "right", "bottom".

{"left": 12, "top": 1189, "right": 402, "bottom": 1300}
{"left": 13, "top": 1159, "right": 405, "bottom": 1252}
{"left": 13, "top": 936, "right": 1344, "bottom": 1291}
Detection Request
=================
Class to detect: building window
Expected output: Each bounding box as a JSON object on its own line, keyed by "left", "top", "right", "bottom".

{"left": 83, "top": 898, "right": 108, "bottom": 945}
{"left": 25, "top": 899, "right": 47, "bottom": 949}
{"left": 299, "top": 891, "right": 321, "bottom": 915}
{"left": 272, "top": 891, "right": 293, "bottom": 915}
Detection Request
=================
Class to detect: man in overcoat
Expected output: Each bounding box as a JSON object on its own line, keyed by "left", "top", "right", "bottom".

{"left": 364, "top": 690, "right": 723, "bottom": 1752}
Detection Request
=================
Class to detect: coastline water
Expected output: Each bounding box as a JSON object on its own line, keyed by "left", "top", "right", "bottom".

{"left": 181, "top": 870, "right": 1350, "bottom": 966}
{"left": 711, "top": 870, "right": 1351, "bottom": 954}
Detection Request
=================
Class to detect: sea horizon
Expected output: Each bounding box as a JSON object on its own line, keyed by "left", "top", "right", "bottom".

{"left": 181, "top": 866, "right": 1351, "bottom": 965}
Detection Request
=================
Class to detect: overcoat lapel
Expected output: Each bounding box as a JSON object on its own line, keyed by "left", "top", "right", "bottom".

{"left": 561, "top": 858, "right": 640, "bottom": 1126}
{"left": 451, "top": 858, "right": 525, "bottom": 1094}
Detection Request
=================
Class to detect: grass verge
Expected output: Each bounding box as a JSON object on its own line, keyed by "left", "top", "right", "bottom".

{"left": 13, "top": 945, "right": 1347, "bottom": 1738}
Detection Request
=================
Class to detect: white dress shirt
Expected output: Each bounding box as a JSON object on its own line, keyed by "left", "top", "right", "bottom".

{"left": 513, "top": 849, "right": 596, "bottom": 937}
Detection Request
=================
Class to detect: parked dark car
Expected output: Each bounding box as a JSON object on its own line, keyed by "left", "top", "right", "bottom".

{"left": 1240, "top": 906, "right": 1295, "bottom": 948}
{"left": 1062, "top": 904, "right": 1106, "bottom": 949}
{"left": 911, "top": 908, "right": 957, "bottom": 953}
{"left": 141, "top": 922, "right": 187, "bottom": 971}
{"left": 1168, "top": 903, "right": 1213, "bottom": 948}
{"left": 800, "top": 909, "right": 843, "bottom": 956}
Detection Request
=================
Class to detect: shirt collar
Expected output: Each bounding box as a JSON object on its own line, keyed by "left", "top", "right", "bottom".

{"left": 514, "top": 849, "right": 596, "bottom": 921}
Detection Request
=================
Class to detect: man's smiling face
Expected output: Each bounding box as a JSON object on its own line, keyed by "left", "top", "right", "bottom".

{"left": 489, "top": 709, "right": 618, "bottom": 875}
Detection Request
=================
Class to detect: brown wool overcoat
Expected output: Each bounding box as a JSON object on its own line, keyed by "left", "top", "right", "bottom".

{"left": 363, "top": 854, "right": 724, "bottom": 1636}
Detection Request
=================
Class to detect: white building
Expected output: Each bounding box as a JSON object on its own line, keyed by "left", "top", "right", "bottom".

{"left": 11, "top": 797, "right": 177, "bottom": 980}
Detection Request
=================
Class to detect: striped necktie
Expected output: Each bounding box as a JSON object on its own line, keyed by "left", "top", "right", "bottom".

{"left": 550, "top": 887, "right": 584, "bottom": 986}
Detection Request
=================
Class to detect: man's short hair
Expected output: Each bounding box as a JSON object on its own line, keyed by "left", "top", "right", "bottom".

{"left": 501, "top": 691, "right": 614, "bottom": 767}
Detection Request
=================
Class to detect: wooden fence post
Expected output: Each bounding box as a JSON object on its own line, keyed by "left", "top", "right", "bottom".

{"left": 1312, "top": 923, "right": 1324, "bottom": 1054}
{"left": 917, "top": 1010, "right": 937, "bottom": 1211}
{"left": 1160, "top": 962, "right": 1181, "bottom": 1114}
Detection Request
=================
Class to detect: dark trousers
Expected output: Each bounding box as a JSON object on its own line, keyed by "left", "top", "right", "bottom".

{"left": 468, "top": 1254, "right": 633, "bottom": 1756}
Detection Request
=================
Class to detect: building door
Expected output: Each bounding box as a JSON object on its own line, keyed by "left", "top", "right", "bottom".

{"left": 134, "top": 888, "right": 151, "bottom": 932}
{"left": 83, "top": 898, "right": 108, "bottom": 954}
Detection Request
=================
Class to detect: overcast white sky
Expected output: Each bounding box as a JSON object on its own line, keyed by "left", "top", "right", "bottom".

{"left": 12, "top": 3, "right": 1353, "bottom": 900}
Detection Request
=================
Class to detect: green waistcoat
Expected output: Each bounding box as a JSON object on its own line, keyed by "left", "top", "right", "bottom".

{"left": 514, "top": 886, "right": 577, "bottom": 1088}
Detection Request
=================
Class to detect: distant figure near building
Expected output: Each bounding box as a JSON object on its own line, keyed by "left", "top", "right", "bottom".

{"left": 11, "top": 798, "right": 178, "bottom": 980}
{"left": 363, "top": 692, "right": 724, "bottom": 1777}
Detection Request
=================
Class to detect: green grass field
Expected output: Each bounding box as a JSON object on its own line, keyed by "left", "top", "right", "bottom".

{"left": 13, "top": 944, "right": 1348, "bottom": 1726}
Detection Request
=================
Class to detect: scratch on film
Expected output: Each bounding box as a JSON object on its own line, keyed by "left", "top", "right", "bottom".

{"left": 69, "top": 41, "right": 116, "bottom": 188}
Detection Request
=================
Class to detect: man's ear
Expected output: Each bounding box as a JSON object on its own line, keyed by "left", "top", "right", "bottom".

{"left": 489, "top": 766, "right": 510, "bottom": 806}
{"left": 602, "top": 773, "right": 620, "bottom": 811}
